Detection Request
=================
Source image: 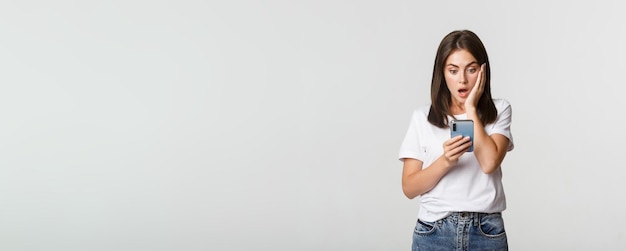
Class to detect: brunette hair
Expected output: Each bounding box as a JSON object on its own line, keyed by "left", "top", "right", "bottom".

{"left": 427, "top": 30, "right": 497, "bottom": 128}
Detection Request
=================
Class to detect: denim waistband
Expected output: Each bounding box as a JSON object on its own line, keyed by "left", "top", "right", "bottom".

{"left": 446, "top": 212, "right": 501, "bottom": 225}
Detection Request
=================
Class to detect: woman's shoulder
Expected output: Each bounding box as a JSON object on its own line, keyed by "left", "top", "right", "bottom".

{"left": 411, "top": 103, "right": 431, "bottom": 117}
{"left": 404, "top": 103, "right": 431, "bottom": 123}
{"left": 492, "top": 98, "right": 511, "bottom": 109}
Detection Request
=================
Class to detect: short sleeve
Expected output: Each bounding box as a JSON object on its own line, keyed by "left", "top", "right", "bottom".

{"left": 489, "top": 99, "right": 514, "bottom": 151}
{"left": 398, "top": 110, "right": 426, "bottom": 161}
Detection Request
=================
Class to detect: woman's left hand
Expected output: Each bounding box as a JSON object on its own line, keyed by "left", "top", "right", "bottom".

{"left": 465, "top": 63, "right": 486, "bottom": 110}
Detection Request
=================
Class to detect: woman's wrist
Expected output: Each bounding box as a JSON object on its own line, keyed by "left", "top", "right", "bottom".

{"left": 464, "top": 107, "right": 478, "bottom": 119}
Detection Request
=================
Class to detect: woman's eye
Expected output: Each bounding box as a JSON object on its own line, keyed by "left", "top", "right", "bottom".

{"left": 449, "top": 69, "right": 458, "bottom": 74}
{"left": 467, "top": 68, "right": 476, "bottom": 73}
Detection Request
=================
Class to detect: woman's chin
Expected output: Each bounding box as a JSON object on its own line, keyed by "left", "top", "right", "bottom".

{"left": 452, "top": 98, "right": 466, "bottom": 105}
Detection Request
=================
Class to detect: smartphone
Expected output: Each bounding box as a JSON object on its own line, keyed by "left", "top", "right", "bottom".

{"left": 450, "top": 119, "right": 474, "bottom": 152}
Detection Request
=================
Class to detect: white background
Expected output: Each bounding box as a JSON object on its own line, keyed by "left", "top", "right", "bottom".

{"left": 1, "top": 1, "right": 625, "bottom": 250}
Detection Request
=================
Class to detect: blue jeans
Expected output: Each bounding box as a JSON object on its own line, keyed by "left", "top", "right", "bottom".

{"left": 412, "top": 212, "right": 508, "bottom": 251}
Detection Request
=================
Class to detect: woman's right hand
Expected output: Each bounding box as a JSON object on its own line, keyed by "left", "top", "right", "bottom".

{"left": 443, "top": 135, "right": 472, "bottom": 166}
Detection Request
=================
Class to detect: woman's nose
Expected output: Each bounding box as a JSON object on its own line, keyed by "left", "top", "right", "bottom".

{"left": 459, "top": 73, "right": 467, "bottom": 84}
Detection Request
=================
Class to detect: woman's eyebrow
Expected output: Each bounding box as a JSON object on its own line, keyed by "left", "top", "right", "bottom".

{"left": 446, "top": 61, "right": 478, "bottom": 68}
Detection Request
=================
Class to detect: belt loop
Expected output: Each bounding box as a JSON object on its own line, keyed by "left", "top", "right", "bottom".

{"left": 473, "top": 213, "right": 479, "bottom": 227}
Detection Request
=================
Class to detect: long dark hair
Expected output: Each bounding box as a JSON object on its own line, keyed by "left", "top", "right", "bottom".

{"left": 427, "top": 30, "right": 497, "bottom": 128}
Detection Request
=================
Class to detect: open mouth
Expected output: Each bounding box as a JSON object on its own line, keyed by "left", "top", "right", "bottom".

{"left": 458, "top": 88, "right": 469, "bottom": 98}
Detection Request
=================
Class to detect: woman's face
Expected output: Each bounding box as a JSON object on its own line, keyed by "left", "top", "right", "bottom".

{"left": 444, "top": 49, "right": 480, "bottom": 107}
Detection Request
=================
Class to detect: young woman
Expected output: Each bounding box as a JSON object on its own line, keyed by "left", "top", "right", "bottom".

{"left": 398, "top": 30, "right": 514, "bottom": 250}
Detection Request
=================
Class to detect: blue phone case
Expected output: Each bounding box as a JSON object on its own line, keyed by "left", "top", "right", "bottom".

{"left": 450, "top": 120, "right": 474, "bottom": 152}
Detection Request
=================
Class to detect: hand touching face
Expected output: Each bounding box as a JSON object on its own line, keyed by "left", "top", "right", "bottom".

{"left": 465, "top": 63, "right": 486, "bottom": 109}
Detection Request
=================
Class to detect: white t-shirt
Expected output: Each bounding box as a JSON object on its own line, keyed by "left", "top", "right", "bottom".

{"left": 398, "top": 98, "right": 514, "bottom": 222}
